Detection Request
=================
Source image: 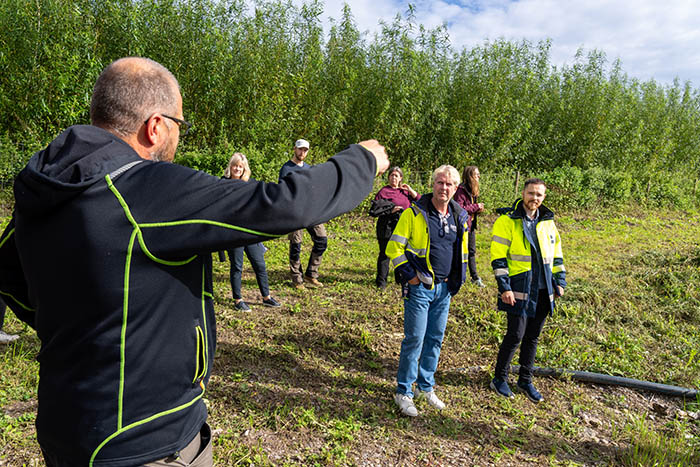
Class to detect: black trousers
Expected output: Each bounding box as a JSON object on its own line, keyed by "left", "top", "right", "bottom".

{"left": 375, "top": 237, "right": 390, "bottom": 287}
{"left": 467, "top": 229, "right": 478, "bottom": 280}
{"left": 494, "top": 289, "right": 550, "bottom": 384}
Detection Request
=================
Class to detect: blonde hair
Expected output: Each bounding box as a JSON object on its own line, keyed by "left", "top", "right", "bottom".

{"left": 432, "top": 165, "right": 460, "bottom": 186}
{"left": 225, "top": 152, "right": 251, "bottom": 181}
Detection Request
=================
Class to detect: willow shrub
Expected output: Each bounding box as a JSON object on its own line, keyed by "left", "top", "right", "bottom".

{"left": 405, "top": 167, "right": 696, "bottom": 214}
{"left": 3, "top": 0, "right": 700, "bottom": 209}
{"left": 534, "top": 167, "right": 695, "bottom": 211}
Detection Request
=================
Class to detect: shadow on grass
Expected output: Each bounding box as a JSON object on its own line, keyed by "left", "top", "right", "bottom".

{"left": 210, "top": 336, "right": 619, "bottom": 465}
{"left": 212, "top": 264, "right": 377, "bottom": 289}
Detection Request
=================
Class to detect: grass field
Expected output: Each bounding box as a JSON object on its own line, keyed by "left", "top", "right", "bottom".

{"left": 1, "top": 206, "right": 699, "bottom": 466}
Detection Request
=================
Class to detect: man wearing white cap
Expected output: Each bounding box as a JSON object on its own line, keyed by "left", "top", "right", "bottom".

{"left": 278, "top": 139, "right": 328, "bottom": 288}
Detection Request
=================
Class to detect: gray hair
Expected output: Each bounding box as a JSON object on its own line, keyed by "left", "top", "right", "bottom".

{"left": 432, "top": 165, "right": 460, "bottom": 185}
{"left": 90, "top": 57, "right": 179, "bottom": 138}
{"left": 387, "top": 166, "right": 403, "bottom": 180}
{"left": 224, "top": 153, "right": 251, "bottom": 181}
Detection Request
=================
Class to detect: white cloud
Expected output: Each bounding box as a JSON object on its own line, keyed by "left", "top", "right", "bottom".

{"left": 312, "top": 0, "right": 700, "bottom": 86}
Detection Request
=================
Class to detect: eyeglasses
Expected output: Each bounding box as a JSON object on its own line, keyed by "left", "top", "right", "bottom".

{"left": 144, "top": 114, "right": 192, "bottom": 136}
{"left": 162, "top": 114, "right": 192, "bottom": 136}
{"left": 438, "top": 213, "right": 450, "bottom": 238}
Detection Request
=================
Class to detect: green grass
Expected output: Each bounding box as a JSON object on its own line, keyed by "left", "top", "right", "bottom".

{"left": 617, "top": 413, "right": 700, "bottom": 466}
{"left": 1, "top": 207, "right": 699, "bottom": 465}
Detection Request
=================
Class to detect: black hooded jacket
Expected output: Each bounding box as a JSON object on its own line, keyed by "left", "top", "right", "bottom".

{"left": 0, "top": 125, "right": 376, "bottom": 466}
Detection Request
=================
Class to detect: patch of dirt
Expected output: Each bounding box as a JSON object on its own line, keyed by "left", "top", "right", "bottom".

{"left": 3, "top": 398, "right": 37, "bottom": 418}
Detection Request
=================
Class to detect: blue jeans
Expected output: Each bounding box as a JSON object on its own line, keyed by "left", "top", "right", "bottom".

{"left": 396, "top": 281, "right": 452, "bottom": 396}
{"left": 227, "top": 243, "right": 269, "bottom": 299}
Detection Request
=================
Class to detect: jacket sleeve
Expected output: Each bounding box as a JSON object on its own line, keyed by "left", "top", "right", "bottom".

{"left": 551, "top": 225, "right": 567, "bottom": 289}
{"left": 0, "top": 217, "right": 36, "bottom": 328}
{"left": 385, "top": 208, "right": 415, "bottom": 283}
{"left": 490, "top": 215, "right": 512, "bottom": 294}
{"left": 121, "top": 144, "right": 377, "bottom": 259}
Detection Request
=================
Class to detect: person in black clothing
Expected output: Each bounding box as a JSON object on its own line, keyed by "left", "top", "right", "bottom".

{"left": 0, "top": 57, "right": 389, "bottom": 466}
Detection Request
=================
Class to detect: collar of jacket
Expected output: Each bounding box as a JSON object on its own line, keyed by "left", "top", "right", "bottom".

{"left": 505, "top": 198, "right": 555, "bottom": 221}
{"left": 414, "top": 193, "right": 467, "bottom": 220}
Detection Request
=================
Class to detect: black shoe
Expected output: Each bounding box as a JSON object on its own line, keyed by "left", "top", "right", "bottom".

{"left": 490, "top": 378, "right": 514, "bottom": 398}
{"left": 516, "top": 382, "right": 544, "bottom": 403}
{"left": 234, "top": 300, "right": 251, "bottom": 311}
{"left": 262, "top": 297, "right": 281, "bottom": 307}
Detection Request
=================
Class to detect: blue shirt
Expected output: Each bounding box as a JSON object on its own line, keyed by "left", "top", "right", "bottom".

{"left": 522, "top": 210, "right": 547, "bottom": 291}
{"left": 278, "top": 160, "right": 310, "bottom": 182}
{"left": 427, "top": 203, "right": 457, "bottom": 282}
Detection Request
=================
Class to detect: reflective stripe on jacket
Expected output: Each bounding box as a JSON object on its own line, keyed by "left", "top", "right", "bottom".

{"left": 386, "top": 195, "right": 469, "bottom": 296}
{"left": 490, "top": 199, "right": 566, "bottom": 316}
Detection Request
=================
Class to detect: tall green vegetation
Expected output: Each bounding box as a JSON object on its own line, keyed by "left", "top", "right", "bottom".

{"left": 2, "top": 0, "right": 700, "bottom": 206}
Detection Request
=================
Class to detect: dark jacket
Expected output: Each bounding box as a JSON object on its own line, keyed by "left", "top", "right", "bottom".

{"left": 0, "top": 125, "right": 376, "bottom": 466}
{"left": 369, "top": 198, "right": 400, "bottom": 239}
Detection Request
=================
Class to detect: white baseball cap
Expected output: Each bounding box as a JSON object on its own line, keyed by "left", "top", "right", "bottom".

{"left": 294, "top": 139, "right": 310, "bottom": 149}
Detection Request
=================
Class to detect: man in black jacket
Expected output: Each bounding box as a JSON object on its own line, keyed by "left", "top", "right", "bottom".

{"left": 0, "top": 57, "right": 388, "bottom": 466}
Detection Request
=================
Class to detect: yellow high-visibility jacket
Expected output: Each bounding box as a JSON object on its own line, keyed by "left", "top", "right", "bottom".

{"left": 490, "top": 199, "right": 566, "bottom": 316}
{"left": 386, "top": 195, "right": 470, "bottom": 296}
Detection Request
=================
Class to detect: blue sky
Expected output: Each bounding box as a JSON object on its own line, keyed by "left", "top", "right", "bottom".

{"left": 314, "top": 0, "right": 700, "bottom": 87}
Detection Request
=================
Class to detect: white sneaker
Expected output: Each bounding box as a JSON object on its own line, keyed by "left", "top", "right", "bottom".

{"left": 416, "top": 389, "right": 446, "bottom": 410}
{"left": 0, "top": 330, "right": 19, "bottom": 344}
{"left": 394, "top": 393, "right": 418, "bottom": 417}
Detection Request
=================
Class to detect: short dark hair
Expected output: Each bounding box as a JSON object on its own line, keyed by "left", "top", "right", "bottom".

{"left": 523, "top": 178, "right": 546, "bottom": 190}
{"left": 90, "top": 57, "right": 179, "bottom": 137}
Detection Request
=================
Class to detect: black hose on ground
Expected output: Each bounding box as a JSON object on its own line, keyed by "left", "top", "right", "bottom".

{"left": 510, "top": 365, "right": 699, "bottom": 399}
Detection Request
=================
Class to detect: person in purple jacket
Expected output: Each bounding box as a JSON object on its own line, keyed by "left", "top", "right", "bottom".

{"left": 453, "top": 165, "right": 486, "bottom": 287}
{"left": 369, "top": 167, "right": 419, "bottom": 289}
